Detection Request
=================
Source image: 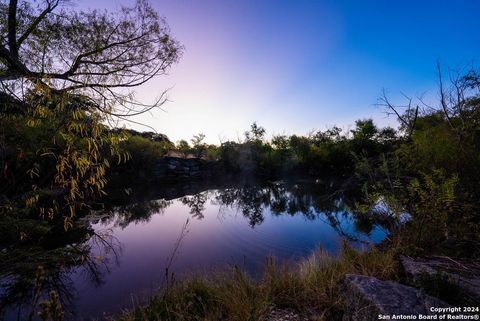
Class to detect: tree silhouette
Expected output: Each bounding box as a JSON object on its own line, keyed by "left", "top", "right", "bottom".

{"left": 0, "top": 0, "right": 182, "bottom": 117}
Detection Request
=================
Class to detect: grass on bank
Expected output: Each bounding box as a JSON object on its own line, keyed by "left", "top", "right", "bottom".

{"left": 112, "top": 242, "right": 398, "bottom": 321}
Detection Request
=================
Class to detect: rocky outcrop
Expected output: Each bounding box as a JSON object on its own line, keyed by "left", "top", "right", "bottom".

{"left": 155, "top": 156, "right": 212, "bottom": 179}
{"left": 341, "top": 274, "right": 449, "bottom": 321}
{"left": 400, "top": 255, "right": 480, "bottom": 304}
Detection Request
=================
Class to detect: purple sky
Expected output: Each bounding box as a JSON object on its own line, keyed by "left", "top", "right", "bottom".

{"left": 78, "top": 0, "right": 479, "bottom": 143}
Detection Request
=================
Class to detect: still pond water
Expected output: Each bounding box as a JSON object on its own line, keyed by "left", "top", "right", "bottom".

{"left": 2, "top": 181, "right": 387, "bottom": 320}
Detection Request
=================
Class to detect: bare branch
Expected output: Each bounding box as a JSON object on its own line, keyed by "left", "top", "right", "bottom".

{"left": 0, "top": 0, "right": 183, "bottom": 120}
{"left": 437, "top": 62, "right": 455, "bottom": 130}
{"left": 378, "top": 89, "right": 418, "bottom": 138}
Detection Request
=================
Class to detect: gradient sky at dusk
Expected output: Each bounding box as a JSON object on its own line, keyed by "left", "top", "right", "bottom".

{"left": 79, "top": 0, "right": 479, "bottom": 143}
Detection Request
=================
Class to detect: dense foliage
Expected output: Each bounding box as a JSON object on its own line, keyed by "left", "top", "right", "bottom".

{"left": 358, "top": 69, "right": 480, "bottom": 254}
{"left": 0, "top": 0, "right": 181, "bottom": 224}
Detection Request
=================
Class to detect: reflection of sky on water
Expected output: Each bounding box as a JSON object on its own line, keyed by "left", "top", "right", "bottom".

{"left": 70, "top": 189, "right": 386, "bottom": 320}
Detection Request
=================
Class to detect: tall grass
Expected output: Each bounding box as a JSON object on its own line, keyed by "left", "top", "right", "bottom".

{"left": 113, "top": 242, "right": 398, "bottom": 321}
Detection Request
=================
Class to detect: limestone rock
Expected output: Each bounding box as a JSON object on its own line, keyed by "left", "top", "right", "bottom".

{"left": 400, "top": 255, "right": 480, "bottom": 303}
{"left": 155, "top": 156, "right": 211, "bottom": 179}
{"left": 341, "top": 274, "right": 449, "bottom": 321}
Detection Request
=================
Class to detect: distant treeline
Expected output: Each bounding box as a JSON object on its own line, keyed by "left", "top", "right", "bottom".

{"left": 113, "top": 119, "right": 398, "bottom": 180}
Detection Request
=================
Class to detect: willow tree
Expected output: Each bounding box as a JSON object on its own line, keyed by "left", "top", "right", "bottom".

{"left": 0, "top": 0, "right": 182, "bottom": 228}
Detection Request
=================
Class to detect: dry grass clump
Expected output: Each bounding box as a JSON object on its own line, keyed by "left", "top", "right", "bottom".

{"left": 263, "top": 243, "right": 398, "bottom": 319}
{"left": 114, "top": 242, "right": 398, "bottom": 321}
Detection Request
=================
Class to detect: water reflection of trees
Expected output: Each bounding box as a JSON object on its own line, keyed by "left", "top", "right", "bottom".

{"left": 0, "top": 224, "right": 121, "bottom": 320}
{"left": 101, "top": 180, "right": 386, "bottom": 237}
{"left": 210, "top": 181, "right": 391, "bottom": 243}
{"left": 212, "top": 182, "right": 356, "bottom": 228}
{"left": 214, "top": 186, "right": 268, "bottom": 227}
{"left": 98, "top": 199, "right": 173, "bottom": 228}
{"left": 180, "top": 192, "right": 208, "bottom": 219}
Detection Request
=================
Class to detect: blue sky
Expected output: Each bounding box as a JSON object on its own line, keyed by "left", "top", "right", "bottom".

{"left": 80, "top": 0, "right": 480, "bottom": 143}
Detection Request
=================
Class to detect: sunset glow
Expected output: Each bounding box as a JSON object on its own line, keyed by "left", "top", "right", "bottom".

{"left": 79, "top": 0, "right": 480, "bottom": 143}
